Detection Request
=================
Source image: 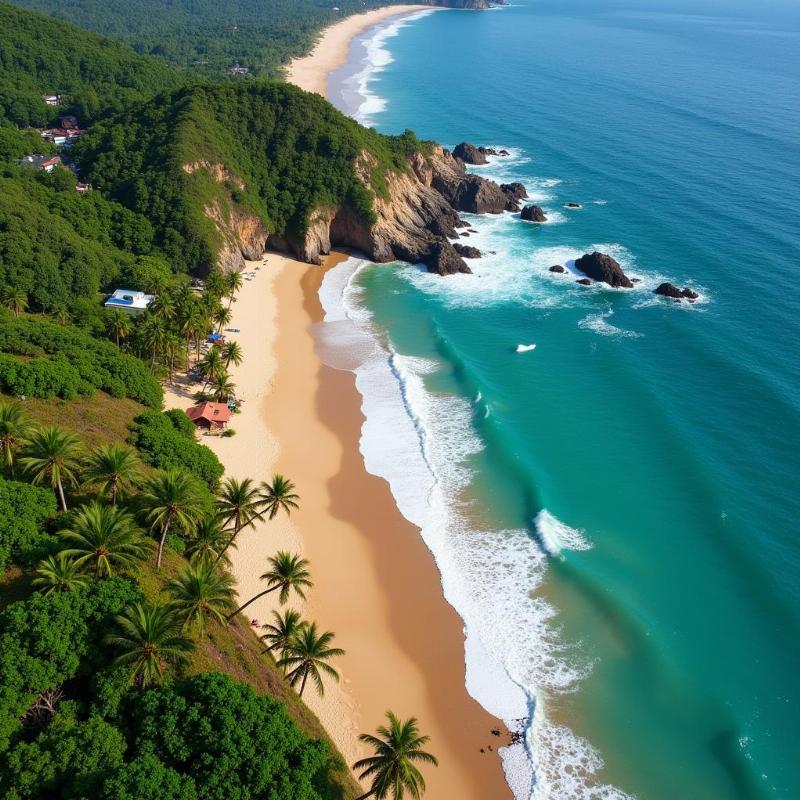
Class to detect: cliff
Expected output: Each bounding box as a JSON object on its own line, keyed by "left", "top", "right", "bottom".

{"left": 76, "top": 82, "right": 524, "bottom": 276}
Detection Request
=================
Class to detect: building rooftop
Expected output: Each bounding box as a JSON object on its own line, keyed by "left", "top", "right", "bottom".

{"left": 186, "top": 402, "right": 231, "bottom": 426}
{"left": 103, "top": 289, "right": 154, "bottom": 311}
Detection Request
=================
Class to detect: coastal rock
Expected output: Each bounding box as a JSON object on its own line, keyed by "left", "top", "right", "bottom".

{"left": 564, "top": 202, "right": 582, "bottom": 209}
{"left": 502, "top": 182, "right": 528, "bottom": 203}
{"left": 521, "top": 204, "right": 547, "bottom": 222}
{"left": 576, "top": 278, "right": 592, "bottom": 285}
{"left": 574, "top": 251, "right": 633, "bottom": 288}
{"left": 453, "top": 243, "right": 482, "bottom": 258}
{"left": 654, "top": 282, "right": 699, "bottom": 300}
{"left": 205, "top": 200, "right": 269, "bottom": 273}
{"left": 499, "top": 149, "right": 510, "bottom": 156}
{"left": 453, "top": 142, "right": 489, "bottom": 165}
{"left": 549, "top": 264, "right": 565, "bottom": 273}
{"left": 426, "top": 240, "right": 472, "bottom": 275}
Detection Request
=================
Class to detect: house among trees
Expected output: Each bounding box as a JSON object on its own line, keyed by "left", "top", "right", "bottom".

{"left": 103, "top": 288, "right": 154, "bottom": 313}
{"left": 42, "top": 93, "right": 61, "bottom": 106}
{"left": 59, "top": 115, "right": 79, "bottom": 129}
{"left": 15, "top": 154, "right": 62, "bottom": 172}
{"left": 229, "top": 62, "right": 249, "bottom": 75}
{"left": 186, "top": 401, "right": 231, "bottom": 431}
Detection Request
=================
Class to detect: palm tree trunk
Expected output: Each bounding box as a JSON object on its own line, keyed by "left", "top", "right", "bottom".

{"left": 56, "top": 479, "right": 68, "bottom": 512}
{"left": 226, "top": 585, "right": 277, "bottom": 622}
{"left": 299, "top": 670, "right": 308, "bottom": 698}
{"left": 156, "top": 518, "right": 172, "bottom": 569}
{"left": 214, "top": 525, "right": 240, "bottom": 565}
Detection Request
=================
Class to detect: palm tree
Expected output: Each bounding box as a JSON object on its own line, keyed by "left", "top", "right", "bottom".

{"left": 149, "top": 293, "right": 175, "bottom": 322}
{"left": 83, "top": 443, "right": 141, "bottom": 504}
{"left": 353, "top": 713, "right": 438, "bottom": 800}
{"left": 165, "top": 560, "right": 236, "bottom": 636}
{"left": 215, "top": 477, "right": 263, "bottom": 564}
{"left": 210, "top": 374, "right": 236, "bottom": 403}
{"left": 19, "top": 426, "right": 84, "bottom": 511}
{"left": 221, "top": 340, "right": 243, "bottom": 369}
{"left": 261, "top": 608, "right": 306, "bottom": 658}
{"left": 106, "top": 310, "right": 132, "bottom": 348}
{"left": 226, "top": 551, "right": 312, "bottom": 621}
{"left": 2, "top": 288, "right": 28, "bottom": 317}
{"left": 0, "top": 401, "right": 33, "bottom": 477}
{"left": 199, "top": 348, "right": 225, "bottom": 391}
{"left": 213, "top": 305, "right": 231, "bottom": 333}
{"left": 162, "top": 332, "right": 183, "bottom": 383}
{"left": 59, "top": 502, "right": 149, "bottom": 579}
{"left": 259, "top": 474, "right": 299, "bottom": 521}
{"left": 105, "top": 602, "right": 193, "bottom": 687}
{"left": 277, "top": 622, "right": 344, "bottom": 698}
{"left": 186, "top": 515, "right": 232, "bottom": 565}
{"left": 51, "top": 305, "right": 70, "bottom": 326}
{"left": 140, "top": 316, "right": 166, "bottom": 371}
{"left": 225, "top": 270, "right": 243, "bottom": 308}
{"left": 141, "top": 469, "right": 206, "bottom": 569}
{"left": 32, "top": 553, "right": 89, "bottom": 595}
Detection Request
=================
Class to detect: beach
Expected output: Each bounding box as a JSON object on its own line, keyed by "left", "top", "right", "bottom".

{"left": 285, "top": 5, "right": 431, "bottom": 96}
{"left": 164, "top": 251, "right": 512, "bottom": 798}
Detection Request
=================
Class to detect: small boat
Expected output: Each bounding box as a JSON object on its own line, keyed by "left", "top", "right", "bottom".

{"left": 516, "top": 344, "right": 537, "bottom": 353}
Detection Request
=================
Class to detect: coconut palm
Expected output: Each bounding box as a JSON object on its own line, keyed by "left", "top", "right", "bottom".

{"left": 213, "top": 305, "right": 231, "bottom": 333}
{"left": 83, "top": 443, "right": 141, "bottom": 504}
{"left": 32, "top": 553, "right": 89, "bottom": 595}
{"left": 51, "top": 305, "right": 70, "bottom": 326}
{"left": 226, "top": 551, "right": 312, "bottom": 621}
{"left": 186, "top": 515, "right": 232, "bottom": 565}
{"left": 214, "top": 477, "right": 263, "bottom": 564}
{"left": 165, "top": 560, "right": 236, "bottom": 636}
{"left": 106, "top": 310, "right": 132, "bottom": 348}
{"left": 19, "top": 426, "right": 84, "bottom": 511}
{"left": 141, "top": 469, "right": 206, "bottom": 569}
{"left": 221, "top": 340, "right": 243, "bottom": 369}
{"left": 211, "top": 374, "right": 236, "bottom": 403}
{"left": 59, "top": 502, "right": 149, "bottom": 579}
{"left": 259, "top": 474, "right": 299, "bottom": 521}
{"left": 162, "top": 332, "right": 183, "bottom": 382}
{"left": 225, "top": 270, "right": 243, "bottom": 308}
{"left": 353, "top": 713, "right": 438, "bottom": 800}
{"left": 140, "top": 316, "right": 165, "bottom": 371}
{"left": 199, "top": 348, "right": 225, "bottom": 390}
{"left": 0, "top": 401, "right": 34, "bottom": 476}
{"left": 261, "top": 609, "right": 306, "bottom": 658}
{"left": 277, "top": 622, "right": 344, "bottom": 698}
{"left": 149, "top": 293, "right": 175, "bottom": 322}
{"left": 105, "top": 602, "right": 193, "bottom": 687}
{"left": 1, "top": 288, "right": 27, "bottom": 317}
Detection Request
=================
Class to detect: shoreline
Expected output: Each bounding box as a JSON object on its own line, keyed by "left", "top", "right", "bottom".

{"left": 285, "top": 5, "right": 432, "bottom": 97}
{"left": 163, "top": 253, "right": 512, "bottom": 797}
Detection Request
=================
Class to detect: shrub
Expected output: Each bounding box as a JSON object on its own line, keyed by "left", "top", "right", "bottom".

{"left": 132, "top": 411, "right": 223, "bottom": 490}
{"left": 0, "top": 478, "right": 57, "bottom": 572}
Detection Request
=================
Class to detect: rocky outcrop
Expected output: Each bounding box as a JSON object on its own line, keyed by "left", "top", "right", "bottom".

{"left": 654, "top": 282, "right": 698, "bottom": 300}
{"left": 453, "top": 142, "right": 489, "bottom": 165}
{"left": 427, "top": 240, "right": 471, "bottom": 275}
{"left": 576, "top": 278, "right": 592, "bottom": 286}
{"left": 549, "top": 264, "right": 565, "bottom": 273}
{"left": 453, "top": 243, "right": 482, "bottom": 258}
{"left": 204, "top": 200, "right": 269, "bottom": 273}
{"left": 521, "top": 205, "right": 547, "bottom": 222}
{"left": 574, "top": 252, "right": 633, "bottom": 288}
{"left": 502, "top": 182, "right": 528, "bottom": 203}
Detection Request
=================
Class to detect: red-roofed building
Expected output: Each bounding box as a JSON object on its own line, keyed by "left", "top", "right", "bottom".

{"left": 185, "top": 402, "right": 231, "bottom": 431}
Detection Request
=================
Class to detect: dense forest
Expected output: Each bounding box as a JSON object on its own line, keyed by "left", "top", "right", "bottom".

{"left": 4, "top": 0, "right": 407, "bottom": 79}
{"left": 74, "top": 82, "right": 425, "bottom": 273}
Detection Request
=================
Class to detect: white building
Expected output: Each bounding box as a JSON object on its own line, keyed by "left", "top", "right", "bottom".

{"left": 103, "top": 289, "right": 154, "bottom": 313}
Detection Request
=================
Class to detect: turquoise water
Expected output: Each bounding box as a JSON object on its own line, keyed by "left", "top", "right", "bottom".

{"left": 326, "top": 2, "right": 800, "bottom": 798}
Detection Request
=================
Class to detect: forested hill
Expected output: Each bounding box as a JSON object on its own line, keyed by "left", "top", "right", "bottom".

{"left": 0, "top": 2, "right": 186, "bottom": 127}
{"left": 4, "top": 0, "right": 503, "bottom": 79}
{"left": 73, "top": 82, "right": 425, "bottom": 274}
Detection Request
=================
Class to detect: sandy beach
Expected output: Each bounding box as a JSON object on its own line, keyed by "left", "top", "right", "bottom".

{"left": 165, "top": 255, "right": 511, "bottom": 798}
{"left": 285, "top": 5, "right": 431, "bottom": 96}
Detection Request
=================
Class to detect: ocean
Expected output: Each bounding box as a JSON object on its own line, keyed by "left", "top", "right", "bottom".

{"left": 321, "top": 2, "right": 800, "bottom": 798}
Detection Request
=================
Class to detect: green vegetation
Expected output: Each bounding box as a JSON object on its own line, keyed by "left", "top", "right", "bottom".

{"left": 74, "top": 82, "right": 426, "bottom": 272}
{"left": 0, "top": 1, "right": 185, "bottom": 127}
{"left": 4, "top": 0, "right": 406, "bottom": 80}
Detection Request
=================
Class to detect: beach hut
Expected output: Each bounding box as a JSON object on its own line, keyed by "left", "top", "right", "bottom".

{"left": 185, "top": 402, "right": 231, "bottom": 432}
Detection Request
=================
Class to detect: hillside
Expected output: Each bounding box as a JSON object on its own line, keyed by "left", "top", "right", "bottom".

{"left": 0, "top": 1, "right": 185, "bottom": 127}
{"left": 74, "top": 81, "right": 526, "bottom": 276}
{"left": 5, "top": 0, "right": 505, "bottom": 79}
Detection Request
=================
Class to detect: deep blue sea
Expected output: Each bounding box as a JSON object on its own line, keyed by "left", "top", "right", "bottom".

{"left": 322, "top": 2, "right": 800, "bottom": 797}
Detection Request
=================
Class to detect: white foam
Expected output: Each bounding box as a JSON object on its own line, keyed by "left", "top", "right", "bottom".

{"left": 316, "top": 258, "right": 635, "bottom": 800}
{"left": 535, "top": 510, "right": 592, "bottom": 557}
{"left": 577, "top": 310, "right": 643, "bottom": 339}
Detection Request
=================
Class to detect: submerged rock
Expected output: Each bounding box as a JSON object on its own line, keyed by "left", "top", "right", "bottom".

{"left": 521, "top": 204, "right": 547, "bottom": 222}
{"left": 576, "top": 278, "right": 592, "bottom": 285}
{"left": 564, "top": 202, "right": 582, "bottom": 209}
{"left": 549, "top": 264, "right": 565, "bottom": 273}
{"left": 654, "top": 282, "right": 699, "bottom": 300}
{"left": 574, "top": 251, "right": 633, "bottom": 288}
{"left": 454, "top": 243, "right": 482, "bottom": 258}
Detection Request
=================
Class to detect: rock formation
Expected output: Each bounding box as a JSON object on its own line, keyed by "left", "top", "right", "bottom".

{"left": 453, "top": 243, "right": 482, "bottom": 258}
{"left": 502, "top": 182, "right": 528, "bottom": 203}
{"left": 576, "top": 278, "right": 592, "bottom": 285}
{"left": 574, "top": 252, "right": 633, "bottom": 288}
{"left": 549, "top": 264, "right": 565, "bottom": 273}
{"left": 654, "top": 282, "right": 698, "bottom": 300}
{"left": 521, "top": 205, "right": 547, "bottom": 222}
